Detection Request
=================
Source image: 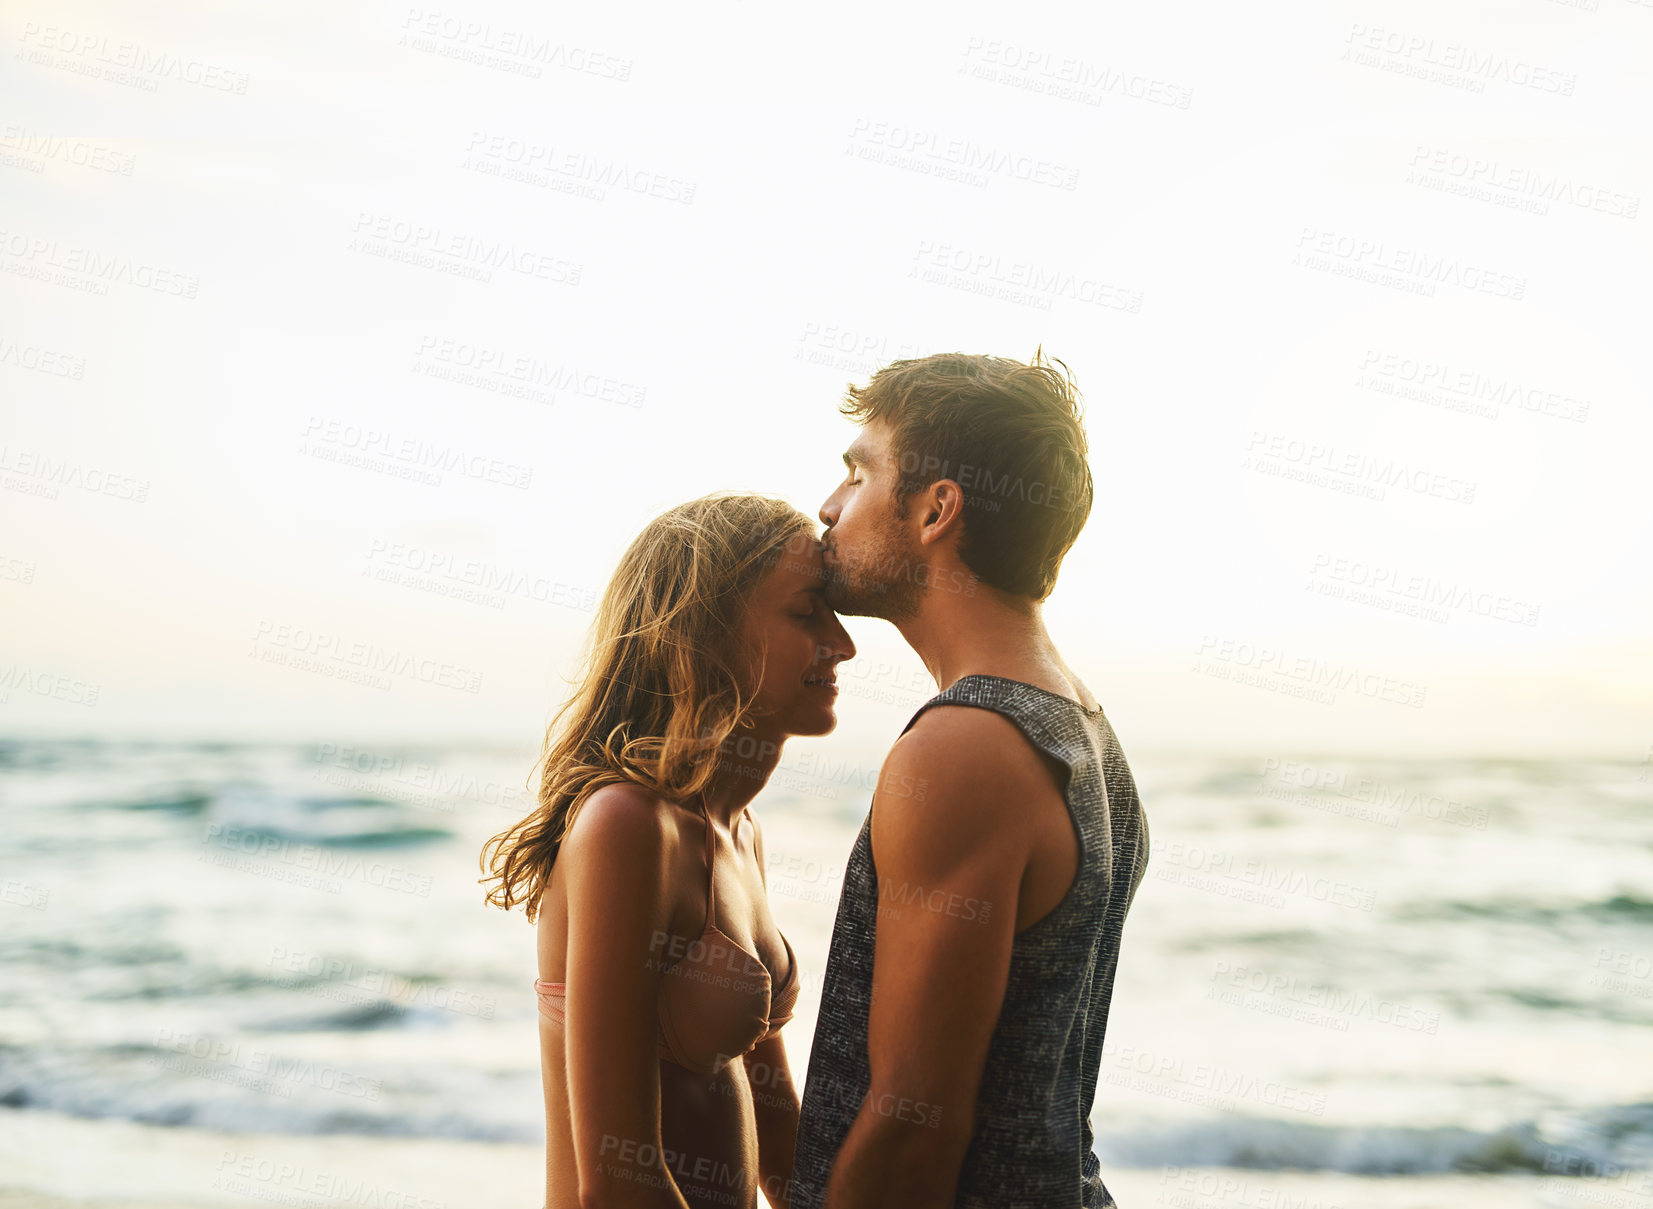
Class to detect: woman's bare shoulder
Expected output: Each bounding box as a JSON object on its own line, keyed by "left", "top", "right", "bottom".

{"left": 550, "top": 783, "right": 688, "bottom": 942}
{"left": 560, "top": 781, "right": 672, "bottom": 856}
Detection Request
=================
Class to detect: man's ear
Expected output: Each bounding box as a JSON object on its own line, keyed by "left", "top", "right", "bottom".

{"left": 916, "top": 479, "right": 965, "bottom": 546}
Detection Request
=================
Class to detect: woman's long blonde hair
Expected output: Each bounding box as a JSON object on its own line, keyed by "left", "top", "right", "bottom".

{"left": 480, "top": 492, "right": 816, "bottom": 921}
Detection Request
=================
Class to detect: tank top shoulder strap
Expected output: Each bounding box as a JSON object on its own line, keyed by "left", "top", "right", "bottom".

{"left": 900, "top": 673, "right": 1092, "bottom": 778}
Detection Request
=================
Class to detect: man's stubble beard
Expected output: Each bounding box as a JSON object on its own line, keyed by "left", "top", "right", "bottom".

{"left": 823, "top": 512, "right": 924, "bottom": 624}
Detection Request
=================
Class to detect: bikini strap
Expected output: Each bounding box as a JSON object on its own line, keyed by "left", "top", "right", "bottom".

{"left": 699, "top": 796, "right": 717, "bottom": 929}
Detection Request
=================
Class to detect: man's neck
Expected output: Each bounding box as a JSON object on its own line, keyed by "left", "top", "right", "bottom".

{"left": 892, "top": 583, "right": 1071, "bottom": 697}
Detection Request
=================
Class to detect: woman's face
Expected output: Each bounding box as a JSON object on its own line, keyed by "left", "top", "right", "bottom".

{"left": 741, "top": 535, "right": 856, "bottom": 737}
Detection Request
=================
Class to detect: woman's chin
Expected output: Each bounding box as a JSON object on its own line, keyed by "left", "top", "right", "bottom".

{"left": 788, "top": 707, "right": 838, "bottom": 737}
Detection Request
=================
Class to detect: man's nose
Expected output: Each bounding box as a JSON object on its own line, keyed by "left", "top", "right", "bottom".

{"left": 818, "top": 491, "right": 839, "bottom": 528}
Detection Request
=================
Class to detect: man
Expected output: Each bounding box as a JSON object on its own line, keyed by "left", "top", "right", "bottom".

{"left": 790, "top": 350, "right": 1151, "bottom": 1209}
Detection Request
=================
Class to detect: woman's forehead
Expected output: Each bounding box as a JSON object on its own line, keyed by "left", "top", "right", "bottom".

{"left": 762, "top": 538, "right": 826, "bottom": 593}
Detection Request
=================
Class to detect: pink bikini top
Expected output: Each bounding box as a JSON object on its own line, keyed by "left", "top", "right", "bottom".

{"left": 535, "top": 801, "right": 800, "bottom": 1075}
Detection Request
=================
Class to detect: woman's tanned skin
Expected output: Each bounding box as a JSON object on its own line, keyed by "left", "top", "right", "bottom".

{"left": 535, "top": 539, "right": 855, "bottom": 1209}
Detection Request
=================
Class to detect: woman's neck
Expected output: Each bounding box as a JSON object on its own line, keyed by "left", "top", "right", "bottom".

{"left": 694, "top": 726, "right": 784, "bottom": 826}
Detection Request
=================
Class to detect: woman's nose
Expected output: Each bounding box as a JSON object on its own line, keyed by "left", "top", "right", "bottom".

{"left": 829, "top": 619, "right": 856, "bottom": 661}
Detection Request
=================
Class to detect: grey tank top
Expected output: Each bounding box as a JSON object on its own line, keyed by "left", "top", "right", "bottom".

{"left": 792, "top": 674, "right": 1150, "bottom": 1209}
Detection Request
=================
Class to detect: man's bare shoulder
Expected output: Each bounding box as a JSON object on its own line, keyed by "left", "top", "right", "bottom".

{"left": 876, "top": 705, "right": 1059, "bottom": 844}
{"left": 890, "top": 705, "right": 1058, "bottom": 789}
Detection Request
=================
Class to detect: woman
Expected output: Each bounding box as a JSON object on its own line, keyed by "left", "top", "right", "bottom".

{"left": 481, "top": 493, "right": 856, "bottom": 1209}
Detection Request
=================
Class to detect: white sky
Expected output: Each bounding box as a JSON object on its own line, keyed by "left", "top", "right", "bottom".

{"left": 2, "top": 0, "right": 1650, "bottom": 757}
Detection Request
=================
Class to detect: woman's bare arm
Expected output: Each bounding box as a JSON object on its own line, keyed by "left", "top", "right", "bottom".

{"left": 746, "top": 1031, "right": 799, "bottom": 1209}
{"left": 558, "top": 784, "right": 694, "bottom": 1209}
{"left": 747, "top": 813, "right": 799, "bottom": 1209}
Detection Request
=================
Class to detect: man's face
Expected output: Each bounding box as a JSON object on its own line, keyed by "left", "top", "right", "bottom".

{"left": 817, "top": 420, "right": 924, "bottom": 621}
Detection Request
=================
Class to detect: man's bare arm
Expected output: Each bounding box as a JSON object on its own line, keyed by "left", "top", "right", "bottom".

{"left": 822, "top": 707, "right": 1043, "bottom": 1209}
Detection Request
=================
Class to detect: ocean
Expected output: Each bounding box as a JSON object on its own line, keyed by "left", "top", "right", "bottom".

{"left": 0, "top": 736, "right": 1648, "bottom": 1208}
